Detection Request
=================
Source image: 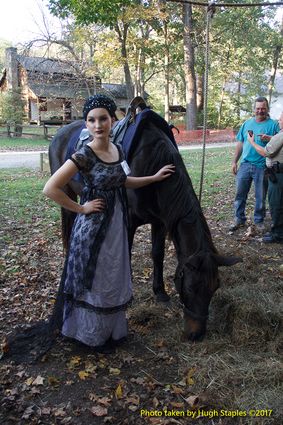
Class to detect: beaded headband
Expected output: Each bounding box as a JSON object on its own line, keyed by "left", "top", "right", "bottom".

{"left": 83, "top": 94, "right": 117, "bottom": 120}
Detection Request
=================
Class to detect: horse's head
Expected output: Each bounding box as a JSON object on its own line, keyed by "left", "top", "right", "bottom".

{"left": 175, "top": 252, "right": 242, "bottom": 341}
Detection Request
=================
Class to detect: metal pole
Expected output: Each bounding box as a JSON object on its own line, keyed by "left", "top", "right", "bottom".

{"left": 199, "top": 2, "right": 214, "bottom": 203}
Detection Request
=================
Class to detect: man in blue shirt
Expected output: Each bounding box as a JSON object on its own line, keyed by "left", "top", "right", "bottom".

{"left": 230, "top": 97, "right": 280, "bottom": 232}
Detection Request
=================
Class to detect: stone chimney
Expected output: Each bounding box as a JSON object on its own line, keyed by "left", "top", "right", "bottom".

{"left": 5, "top": 47, "right": 19, "bottom": 90}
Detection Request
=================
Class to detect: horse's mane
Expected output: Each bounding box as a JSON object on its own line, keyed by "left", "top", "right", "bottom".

{"left": 131, "top": 123, "right": 217, "bottom": 254}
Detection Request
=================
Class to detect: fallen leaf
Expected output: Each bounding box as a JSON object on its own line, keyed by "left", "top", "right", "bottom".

{"left": 42, "top": 407, "right": 52, "bottom": 415}
{"left": 170, "top": 401, "right": 184, "bottom": 408}
{"left": 121, "top": 354, "right": 134, "bottom": 364}
{"left": 126, "top": 395, "right": 139, "bottom": 405}
{"left": 155, "top": 338, "right": 167, "bottom": 348}
{"left": 67, "top": 356, "right": 81, "bottom": 369}
{"left": 85, "top": 361, "right": 97, "bottom": 373}
{"left": 128, "top": 404, "right": 139, "bottom": 411}
{"left": 32, "top": 375, "right": 44, "bottom": 386}
{"left": 98, "top": 396, "right": 112, "bottom": 407}
{"left": 48, "top": 376, "right": 60, "bottom": 387}
{"left": 153, "top": 396, "right": 159, "bottom": 407}
{"left": 130, "top": 377, "right": 145, "bottom": 385}
{"left": 171, "top": 384, "right": 184, "bottom": 395}
{"left": 22, "top": 406, "right": 34, "bottom": 419}
{"left": 185, "top": 395, "right": 199, "bottom": 408}
{"left": 186, "top": 368, "right": 196, "bottom": 386}
{"left": 143, "top": 268, "right": 151, "bottom": 278}
{"left": 109, "top": 367, "right": 121, "bottom": 375}
{"left": 61, "top": 417, "right": 73, "bottom": 424}
{"left": 53, "top": 407, "right": 67, "bottom": 417}
{"left": 78, "top": 370, "right": 90, "bottom": 380}
{"left": 91, "top": 406, "right": 108, "bottom": 417}
{"left": 25, "top": 377, "right": 34, "bottom": 386}
{"left": 115, "top": 383, "right": 123, "bottom": 399}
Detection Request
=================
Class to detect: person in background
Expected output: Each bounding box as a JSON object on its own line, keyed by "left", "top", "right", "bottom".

{"left": 230, "top": 97, "right": 280, "bottom": 232}
{"left": 43, "top": 94, "right": 175, "bottom": 353}
{"left": 247, "top": 111, "right": 283, "bottom": 244}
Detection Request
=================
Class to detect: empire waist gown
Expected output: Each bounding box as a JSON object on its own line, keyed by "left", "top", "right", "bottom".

{"left": 61, "top": 144, "right": 132, "bottom": 347}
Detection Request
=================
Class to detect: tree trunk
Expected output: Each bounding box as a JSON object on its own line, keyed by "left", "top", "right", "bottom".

{"left": 164, "top": 22, "right": 170, "bottom": 123}
{"left": 135, "top": 47, "right": 143, "bottom": 97}
{"left": 183, "top": 3, "right": 197, "bottom": 130}
{"left": 115, "top": 23, "right": 134, "bottom": 101}
{"left": 217, "top": 78, "right": 226, "bottom": 128}
{"left": 236, "top": 72, "right": 242, "bottom": 123}
{"left": 268, "top": 45, "right": 281, "bottom": 106}
{"left": 196, "top": 74, "right": 204, "bottom": 112}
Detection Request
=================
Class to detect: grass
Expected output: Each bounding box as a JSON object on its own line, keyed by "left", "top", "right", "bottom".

{"left": 0, "top": 145, "right": 236, "bottom": 248}
{"left": 0, "top": 137, "right": 49, "bottom": 150}
{"left": 0, "top": 147, "right": 234, "bottom": 246}
{"left": 0, "top": 146, "right": 235, "bottom": 222}
{"left": 181, "top": 147, "right": 235, "bottom": 217}
{"left": 0, "top": 169, "right": 60, "bottom": 246}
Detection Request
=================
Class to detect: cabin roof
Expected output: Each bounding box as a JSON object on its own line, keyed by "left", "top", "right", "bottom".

{"left": 18, "top": 55, "right": 76, "bottom": 75}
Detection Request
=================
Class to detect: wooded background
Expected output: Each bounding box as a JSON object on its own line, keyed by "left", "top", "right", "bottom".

{"left": 0, "top": 0, "right": 282, "bottom": 130}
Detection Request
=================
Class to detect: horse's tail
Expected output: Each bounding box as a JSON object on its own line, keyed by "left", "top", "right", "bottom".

{"left": 61, "top": 185, "right": 77, "bottom": 250}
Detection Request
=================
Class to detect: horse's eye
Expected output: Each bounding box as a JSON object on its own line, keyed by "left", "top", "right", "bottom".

{"left": 178, "top": 271, "right": 184, "bottom": 279}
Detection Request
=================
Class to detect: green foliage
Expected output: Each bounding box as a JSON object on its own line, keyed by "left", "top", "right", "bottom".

{"left": 45, "top": 0, "right": 282, "bottom": 128}
{"left": 207, "top": 4, "right": 280, "bottom": 127}
{"left": 0, "top": 89, "right": 25, "bottom": 124}
{"left": 49, "top": 0, "right": 135, "bottom": 26}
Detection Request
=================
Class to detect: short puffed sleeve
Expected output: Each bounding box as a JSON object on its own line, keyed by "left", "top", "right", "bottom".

{"left": 70, "top": 146, "right": 93, "bottom": 172}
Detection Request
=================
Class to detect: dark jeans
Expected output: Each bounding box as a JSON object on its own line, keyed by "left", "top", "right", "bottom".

{"left": 268, "top": 173, "right": 283, "bottom": 239}
{"left": 234, "top": 162, "right": 267, "bottom": 224}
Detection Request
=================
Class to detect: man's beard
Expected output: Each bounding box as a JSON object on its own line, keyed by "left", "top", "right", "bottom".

{"left": 256, "top": 112, "right": 267, "bottom": 120}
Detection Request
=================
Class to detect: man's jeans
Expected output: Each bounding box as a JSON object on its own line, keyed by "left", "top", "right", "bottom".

{"left": 234, "top": 162, "right": 267, "bottom": 224}
{"left": 268, "top": 173, "right": 283, "bottom": 239}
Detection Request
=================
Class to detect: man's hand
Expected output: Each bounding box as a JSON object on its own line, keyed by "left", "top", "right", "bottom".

{"left": 258, "top": 134, "right": 271, "bottom": 142}
{"left": 232, "top": 161, "right": 238, "bottom": 175}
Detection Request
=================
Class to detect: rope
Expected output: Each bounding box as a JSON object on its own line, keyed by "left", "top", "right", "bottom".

{"left": 199, "top": 4, "right": 214, "bottom": 203}
{"left": 168, "top": 0, "right": 283, "bottom": 7}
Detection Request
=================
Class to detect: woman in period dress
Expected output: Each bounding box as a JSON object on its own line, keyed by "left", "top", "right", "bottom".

{"left": 43, "top": 95, "right": 175, "bottom": 352}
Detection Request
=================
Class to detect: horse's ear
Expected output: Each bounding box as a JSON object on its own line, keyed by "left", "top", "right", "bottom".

{"left": 212, "top": 254, "right": 243, "bottom": 267}
{"left": 186, "top": 251, "right": 207, "bottom": 270}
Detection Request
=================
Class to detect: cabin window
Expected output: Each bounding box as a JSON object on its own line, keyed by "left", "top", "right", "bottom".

{"left": 39, "top": 97, "right": 47, "bottom": 112}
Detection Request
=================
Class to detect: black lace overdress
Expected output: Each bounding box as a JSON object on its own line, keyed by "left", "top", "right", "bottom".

{"left": 63, "top": 144, "right": 133, "bottom": 346}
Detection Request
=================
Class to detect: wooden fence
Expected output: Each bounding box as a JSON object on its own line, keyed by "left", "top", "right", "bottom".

{"left": 0, "top": 123, "right": 62, "bottom": 140}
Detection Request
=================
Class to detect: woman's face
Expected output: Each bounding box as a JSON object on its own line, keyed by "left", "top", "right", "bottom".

{"left": 85, "top": 108, "right": 114, "bottom": 140}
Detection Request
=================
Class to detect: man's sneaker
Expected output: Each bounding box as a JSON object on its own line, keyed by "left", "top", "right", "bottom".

{"left": 262, "top": 233, "right": 283, "bottom": 244}
{"left": 229, "top": 222, "right": 245, "bottom": 232}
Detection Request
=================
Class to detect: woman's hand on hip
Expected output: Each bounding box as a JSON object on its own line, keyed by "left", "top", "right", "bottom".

{"left": 81, "top": 198, "right": 105, "bottom": 214}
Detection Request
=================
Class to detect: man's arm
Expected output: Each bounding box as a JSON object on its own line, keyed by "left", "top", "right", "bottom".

{"left": 247, "top": 134, "right": 267, "bottom": 157}
{"left": 265, "top": 132, "right": 283, "bottom": 157}
{"left": 232, "top": 141, "right": 243, "bottom": 175}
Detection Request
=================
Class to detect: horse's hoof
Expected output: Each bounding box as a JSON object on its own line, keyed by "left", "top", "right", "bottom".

{"left": 155, "top": 293, "right": 170, "bottom": 303}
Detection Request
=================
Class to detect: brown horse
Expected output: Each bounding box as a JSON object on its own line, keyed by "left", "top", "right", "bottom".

{"left": 49, "top": 98, "right": 241, "bottom": 341}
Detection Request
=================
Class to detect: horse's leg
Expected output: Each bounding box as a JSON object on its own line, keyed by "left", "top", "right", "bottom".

{"left": 151, "top": 222, "right": 170, "bottom": 302}
{"left": 127, "top": 214, "right": 141, "bottom": 257}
